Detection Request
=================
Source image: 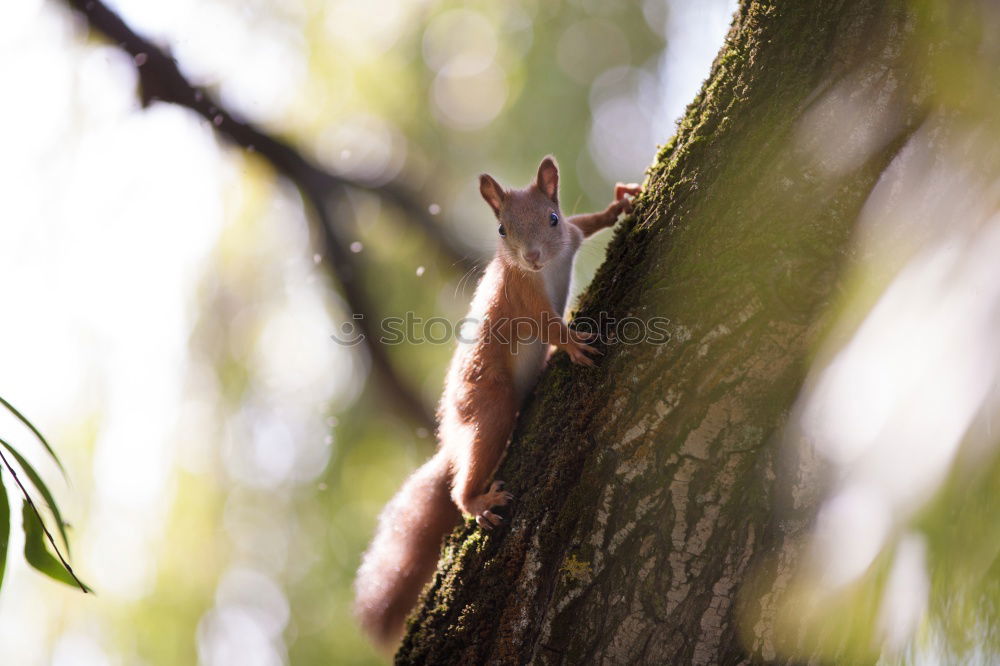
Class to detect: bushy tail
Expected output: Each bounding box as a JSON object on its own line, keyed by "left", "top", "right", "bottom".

{"left": 354, "top": 452, "right": 459, "bottom": 648}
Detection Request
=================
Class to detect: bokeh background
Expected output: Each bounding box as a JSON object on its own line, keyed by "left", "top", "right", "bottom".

{"left": 0, "top": 0, "right": 734, "bottom": 663}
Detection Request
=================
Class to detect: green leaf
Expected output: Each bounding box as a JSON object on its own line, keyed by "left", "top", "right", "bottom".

{"left": 0, "top": 468, "right": 9, "bottom": 592}
{"left": 0, "top": 438, "right": 70, "bottom": 557}
{"left": 0, "top": 395, "right": 65, "bottom": 476}
{"left": 22, "top": 502, "right": 90, "bottom": 592}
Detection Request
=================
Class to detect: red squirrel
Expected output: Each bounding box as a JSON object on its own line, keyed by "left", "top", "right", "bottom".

{"left": 354, "top": 156, "right": 641, "bottom": 647}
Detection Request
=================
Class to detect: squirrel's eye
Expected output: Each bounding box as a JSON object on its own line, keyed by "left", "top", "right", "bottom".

{"left": 549, "top": 212, "right": 559, "bottom": 226}
{"left": 498, "top": 225, "right": 506, "bottom": 237}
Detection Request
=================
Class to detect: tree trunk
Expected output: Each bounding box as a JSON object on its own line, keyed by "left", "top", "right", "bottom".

{"left": 399, "top": 1, "right": 931, "bottom": 663}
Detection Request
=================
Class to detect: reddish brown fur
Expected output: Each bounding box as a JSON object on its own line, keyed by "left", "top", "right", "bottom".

{"left": 354, "top": 156, "right": 640, "bottom": 649}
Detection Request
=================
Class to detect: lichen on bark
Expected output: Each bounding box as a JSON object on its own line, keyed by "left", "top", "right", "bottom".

{"left": 397, "top": 1, "right": 931, "bottom": 663}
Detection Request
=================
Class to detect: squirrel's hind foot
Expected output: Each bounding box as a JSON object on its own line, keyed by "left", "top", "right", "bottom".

{"left": 470, "top": 480, "right": 515, "bottom": 530}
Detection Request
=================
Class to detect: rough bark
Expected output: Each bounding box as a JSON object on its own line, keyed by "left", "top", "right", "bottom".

{"left": 399, "top": 1, "right": 931, "bottom": 663}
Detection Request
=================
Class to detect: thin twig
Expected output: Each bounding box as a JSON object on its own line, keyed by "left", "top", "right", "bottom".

{"left": 64, "top": 0, "right": 477, "bottom": 272}
{"left": 0, "top": 448, "right": 88, "bottom": 593}
{"left": 62, "top": 0, "right": 444, "bottom": 428}
{"left": 304, "top": 182, "right": 436, "bottom": 427}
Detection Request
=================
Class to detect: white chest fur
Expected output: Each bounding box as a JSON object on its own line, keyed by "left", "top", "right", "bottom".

{"left": 541, "top": 244, "right": 577, "bottom": 316}
{"left": 511, "top": 242, "right": 580, "bottom": 401}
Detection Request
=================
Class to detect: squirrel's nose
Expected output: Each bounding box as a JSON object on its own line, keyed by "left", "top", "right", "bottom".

{"left": 524, "top": 250, "right": 541, "bottom": 264}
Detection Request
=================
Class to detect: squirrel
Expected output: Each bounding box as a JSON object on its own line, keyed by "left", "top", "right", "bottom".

{"left": 354, "top": 155, "right": 641, "bottom": 647}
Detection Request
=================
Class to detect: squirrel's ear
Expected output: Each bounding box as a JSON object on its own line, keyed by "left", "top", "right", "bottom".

{"left": 479, "top": 174, "right": 505, "bottom": 217}
{"left": 535, "top": 155, "right": 559, "bottom": 203}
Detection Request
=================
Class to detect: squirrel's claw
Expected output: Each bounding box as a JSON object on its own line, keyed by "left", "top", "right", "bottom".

{"left": 565, "top": 340, "right": 601, "bottom": 366}
{"left": 488, "top": 481, "right": 515, "bottom": 506}
{"left": 615, "top": 183, "right": 642, "bottom": 201}
{"left": 477, "top": 510, "right": 503, "bottom": 529}
{"left": 472, "top": 481, "right": 515, "bottom": 530}
{"left": 613, "top": 183, "right": 642, "bottom": 215}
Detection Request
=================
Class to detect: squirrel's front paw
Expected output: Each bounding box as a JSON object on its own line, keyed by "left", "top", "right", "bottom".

{"left": 613, "top": 184, "right": 642, "bottom": 215}
{"left": 473, "top": 481, "right": 515, "bottom": 530}
{"left": 615, "top": 183, "right": 642, "bottom": 202}
{"left": 563, "top": 337, "right": 602, "bottom": 367}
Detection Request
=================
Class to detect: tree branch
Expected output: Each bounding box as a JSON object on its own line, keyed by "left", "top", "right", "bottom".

{"left": 65, "top": 0, "right": 476, "bottom": 272}
{"left": 62, "top": 0, "right": 450, "bottom": 429}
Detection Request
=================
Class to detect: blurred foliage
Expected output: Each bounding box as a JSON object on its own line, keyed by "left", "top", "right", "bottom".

{"left": 759, "top": 2, "right": 1000, "bottom": 663}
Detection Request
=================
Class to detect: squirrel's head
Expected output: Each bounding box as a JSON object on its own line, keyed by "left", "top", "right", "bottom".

{"left": 479, "top": 156, "right": 571, "bottom": 272}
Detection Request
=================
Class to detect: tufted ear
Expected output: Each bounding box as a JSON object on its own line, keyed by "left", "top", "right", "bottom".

{"left": 479, "top": 173, "right": 506, "bottom": 217}
{"left": 535, "top": 155, "right": 559, "bottom": 203}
